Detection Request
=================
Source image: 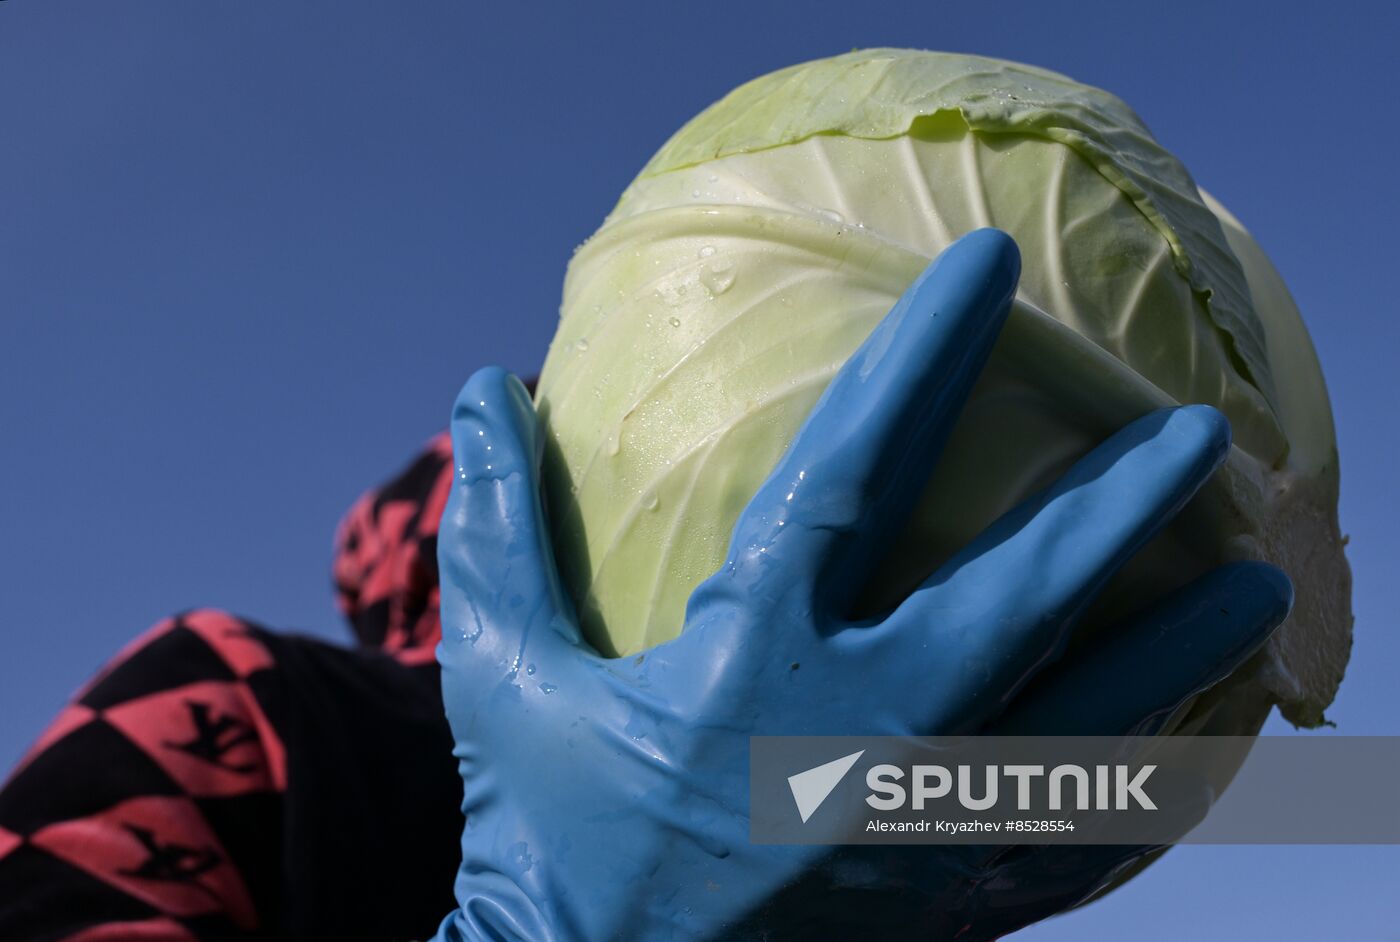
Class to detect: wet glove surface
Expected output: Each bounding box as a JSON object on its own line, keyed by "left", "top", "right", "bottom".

{"left": 432, "top": 230, "right": 1292, "bottom": 942}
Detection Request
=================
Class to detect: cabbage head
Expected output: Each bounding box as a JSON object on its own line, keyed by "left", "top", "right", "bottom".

{"left": 534, "top": 49, "right": 1351, "bottom": 736}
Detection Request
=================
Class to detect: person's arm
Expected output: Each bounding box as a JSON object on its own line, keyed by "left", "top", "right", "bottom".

{"left": 0, "top": 611, "right": 278, "bottom": 940}
{"left": 430, "top": 230, "right": 1293, "bottom": 941}
{"left": 0, "top": 607, "right": 464, "bottom": 941}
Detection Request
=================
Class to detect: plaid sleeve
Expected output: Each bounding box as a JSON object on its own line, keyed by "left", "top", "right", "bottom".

{"left": 0, "top": 607, "right": 463, "bottom": 941}
{"left": 0, "top": 612, "right": 282, "bottom": 941}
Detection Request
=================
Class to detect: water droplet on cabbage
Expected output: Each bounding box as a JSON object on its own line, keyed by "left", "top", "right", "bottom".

{"left": 700, "top": 260, "right": 736, "bottom": 296}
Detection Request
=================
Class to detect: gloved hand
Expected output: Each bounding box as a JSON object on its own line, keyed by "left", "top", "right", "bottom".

{"left": 432, "top": 230, "right": 1292, "bottom": 942}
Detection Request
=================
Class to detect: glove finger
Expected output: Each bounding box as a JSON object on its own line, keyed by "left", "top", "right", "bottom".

{"left": 885, "top": 404, "right": 1231, "bottom": 729}
{"left": 717, "top": 229, "right": 1018, "bottom": 613}
{"left": 438, "top": 367, "right": 581, "bottom": 678}
{"left": 989, "top": 561, "right": 1292, "bottom": 736}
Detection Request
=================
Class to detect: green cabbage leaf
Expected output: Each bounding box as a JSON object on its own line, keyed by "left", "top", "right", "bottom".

{"left": 536, "top": 49, "right": 1351, "bottom": 735}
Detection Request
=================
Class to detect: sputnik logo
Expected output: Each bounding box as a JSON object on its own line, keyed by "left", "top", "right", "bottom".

{"left": 787, "top": 750, "right": 864, "bottom": 823}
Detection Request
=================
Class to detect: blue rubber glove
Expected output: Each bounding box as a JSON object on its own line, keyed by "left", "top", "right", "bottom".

{"left": 433, "top": 230, "right": 1292, "bottom": 941}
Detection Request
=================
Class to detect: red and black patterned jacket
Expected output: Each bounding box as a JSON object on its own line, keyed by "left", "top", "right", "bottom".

{"left": 0, "top": 432, "right": 463, "bottom": 941}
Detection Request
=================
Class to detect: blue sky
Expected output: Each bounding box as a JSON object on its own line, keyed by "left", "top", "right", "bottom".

{"left": 1, "top": 1, "right": 1395, "bottom": 937}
